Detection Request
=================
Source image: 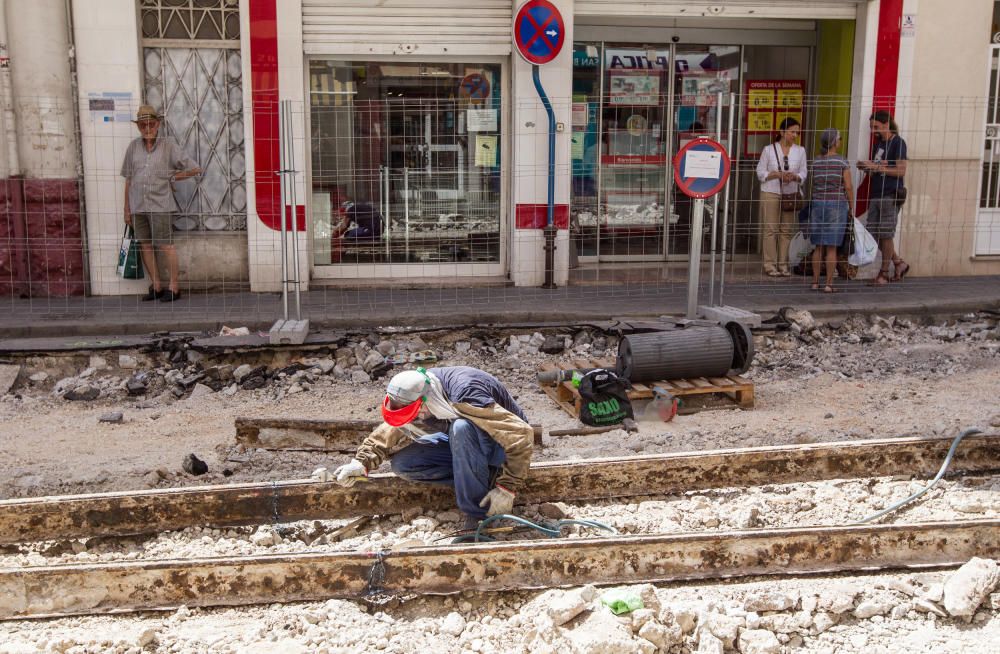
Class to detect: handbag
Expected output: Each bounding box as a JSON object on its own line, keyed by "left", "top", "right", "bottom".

{"left": 116, "top": 226, "right": 144, "bottom": 280}
{"left": 895, "top": 186, "right": 908, "bottom": 208}
{"left": 774, "top": 143, "right": 804, "bottom": 212}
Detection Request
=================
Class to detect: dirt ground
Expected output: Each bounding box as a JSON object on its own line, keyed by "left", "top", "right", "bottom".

{"left": 0, "top": 310, "right": 998, "bottom": 653}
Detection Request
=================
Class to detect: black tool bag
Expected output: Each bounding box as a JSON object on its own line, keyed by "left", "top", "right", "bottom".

{"left": 577, "top": 369, "right": 634, "bottom": 427}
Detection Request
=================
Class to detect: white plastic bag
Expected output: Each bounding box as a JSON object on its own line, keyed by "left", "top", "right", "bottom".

{"left": 848, "top": 218, "right": 878, "bottom": 267}
{"left": 787, "top": 231, "right": 814, "bottom": 270}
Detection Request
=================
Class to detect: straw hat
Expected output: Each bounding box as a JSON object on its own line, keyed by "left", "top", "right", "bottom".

{"left": 133, "top": 105, "right": 162, "bottom": 122}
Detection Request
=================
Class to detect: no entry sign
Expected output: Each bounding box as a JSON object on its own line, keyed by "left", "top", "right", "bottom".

{"left": 459, "top": 72, "right": 491, "bottom": 101}
{"left": 513, "top": 0, "right": 565, "bottom": 66}
{"left": 673, "top": 137, "right": 731, "bottom": 199}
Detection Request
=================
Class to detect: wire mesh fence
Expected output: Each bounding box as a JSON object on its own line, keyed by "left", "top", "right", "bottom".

{"left": 2, "top": 89, "right": 1000, "bottom": 331}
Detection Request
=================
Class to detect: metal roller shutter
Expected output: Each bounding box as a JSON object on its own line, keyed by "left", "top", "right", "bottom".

{"left": 575, "top": 1, "right": 862, "bottom": 20}
{"left": 302, "top": 0, "right": 513, "bottom": 56}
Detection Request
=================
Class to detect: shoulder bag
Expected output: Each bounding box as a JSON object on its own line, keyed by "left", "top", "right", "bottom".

{"left": 774, "top": 143, "right": 804, "bottom": 213}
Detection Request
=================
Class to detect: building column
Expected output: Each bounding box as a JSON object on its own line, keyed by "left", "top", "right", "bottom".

{"left": 4, "top": 0, "right": 85, "bottom": 296}
{"left": 244, "top": 0, "right": 308, "bottom": 294}
{"left": 510, "top": 0, "right": 573, "bottom": 287}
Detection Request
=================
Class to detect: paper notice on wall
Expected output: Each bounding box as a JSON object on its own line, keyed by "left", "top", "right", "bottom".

{"left": 467, "top": 109, "right": 498, "bottom": 132}
{"left": 475, "top": 135, "right": 498, "bottom": 167}
{"left": 901, "top": 14, "right": 916, "bottom": 38}
{"left": 684, "top": 150, "right": 721, "bottom": 179}
{"left": 87, "top": 91, "right": 134, "bottom": 123}
{"left": 571, "top": 133, "right": 585, "bottom": 160}
{"left": 572, "top": 102, "right": 589, "bottom": 128}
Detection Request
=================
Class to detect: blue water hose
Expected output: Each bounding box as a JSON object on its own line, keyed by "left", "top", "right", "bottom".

{"left": 854, "top": 427, "right": 984, "bottom": 524}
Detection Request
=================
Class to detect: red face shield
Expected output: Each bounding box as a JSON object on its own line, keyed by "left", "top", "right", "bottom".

{"left": 381, "top": 395, "right": 424, "bottom": 427}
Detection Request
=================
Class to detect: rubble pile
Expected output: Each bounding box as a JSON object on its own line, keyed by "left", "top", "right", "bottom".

{"left": 0, "top": 309, "right": 998, "bottom": 651}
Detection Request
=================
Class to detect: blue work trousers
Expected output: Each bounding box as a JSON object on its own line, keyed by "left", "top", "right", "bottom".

{"left": 390, "top": 419, "right": 506, "bottom": 519}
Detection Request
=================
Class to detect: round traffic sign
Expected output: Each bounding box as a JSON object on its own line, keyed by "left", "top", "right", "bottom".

{"left": 673, "top": 137, "right": 731, "bottom": 199}
{"left": 513, "top": 0, "right": 565, "bottom": 66}
{"left": 459, "top": 72, "right": 491, "bottom": 101}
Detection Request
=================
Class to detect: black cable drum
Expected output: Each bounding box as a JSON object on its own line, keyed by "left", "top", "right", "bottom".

{"left": 616, "top": 322, "right": 754, "bottom": 383}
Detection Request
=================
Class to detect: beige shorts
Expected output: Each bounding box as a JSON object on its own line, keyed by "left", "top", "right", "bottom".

{"left": 132, "top": 212, "right": 174, "bottom": 245}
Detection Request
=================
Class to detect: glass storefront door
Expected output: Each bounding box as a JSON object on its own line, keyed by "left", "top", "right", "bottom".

{"left": 570, "top": 43, "right": 738, "bottom": 261}
{"left": 309, "top": 60, "right": 502, "bottom": 268}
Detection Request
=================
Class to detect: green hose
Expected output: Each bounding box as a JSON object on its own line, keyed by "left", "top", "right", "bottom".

{"left": 454, "top": 514, "right": 618, "bottom": 544}
{"left": 854, "top": 427, "right": 983, "bottom": 524}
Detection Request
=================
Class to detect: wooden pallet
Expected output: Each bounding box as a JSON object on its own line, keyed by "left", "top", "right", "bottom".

{"left": 539, "top": 357, "right": 754, "bottom": 418}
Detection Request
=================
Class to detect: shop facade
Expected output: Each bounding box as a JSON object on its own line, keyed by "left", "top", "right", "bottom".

{"left": 56, "top": 0, "right": 1000, "bottom": 298}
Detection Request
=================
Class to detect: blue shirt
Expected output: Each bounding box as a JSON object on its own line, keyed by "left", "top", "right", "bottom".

{"left": 870, "top": 135, "right": 907, "bottom": 198}
{"left": 412, "top": 366, "right": 527, "bottom": 438}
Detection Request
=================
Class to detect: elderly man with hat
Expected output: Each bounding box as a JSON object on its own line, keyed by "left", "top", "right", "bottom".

{"left": 330, "top": 366, "right": 534, "bottom": 528}
{"left": 121, "top": 105, "right": 202, "bottom": 302}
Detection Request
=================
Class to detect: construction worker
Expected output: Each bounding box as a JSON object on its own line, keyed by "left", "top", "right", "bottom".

{"left": 330, "top": 366, "right": 533, "bottom": 528}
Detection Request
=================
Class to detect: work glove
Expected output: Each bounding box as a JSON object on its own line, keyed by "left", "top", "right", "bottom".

{"left": 310, "top": 467, "right": 332, "bottom": 482}
{"left": 332, "top": 459, "right": 367, "bottom": 487}
{"left": 478, "top": 485, "right": 516, "bottom": 517}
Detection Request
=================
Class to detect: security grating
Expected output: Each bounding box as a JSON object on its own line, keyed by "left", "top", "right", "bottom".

{"left": 143, "top": 46, "right": 247, "bottom": 231}
{"left": 139, "top": 0, "right": 240, "bottom": 43}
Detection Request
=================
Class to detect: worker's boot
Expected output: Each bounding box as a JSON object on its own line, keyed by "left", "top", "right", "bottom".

{"left": 461, "top": 514, "right": 482, "bottom": 532}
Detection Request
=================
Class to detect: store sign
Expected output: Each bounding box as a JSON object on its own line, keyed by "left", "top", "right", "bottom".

{"left": 608, "top": 72, "right": 661, "bottom": 106}
{"left": 742, "top": 79, "right": 805, "bottom": 157}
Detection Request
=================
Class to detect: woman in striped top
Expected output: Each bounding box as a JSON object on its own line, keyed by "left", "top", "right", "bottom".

{"left": 808, "top": 128, "right": 854, "bottom": 293}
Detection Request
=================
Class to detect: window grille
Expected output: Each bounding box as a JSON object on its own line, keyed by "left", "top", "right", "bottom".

{"left": 140, "top": 0, "right": 240, "bottom": 43}
{"left": 140, "top": 0, "right": 246, "bottom": 232}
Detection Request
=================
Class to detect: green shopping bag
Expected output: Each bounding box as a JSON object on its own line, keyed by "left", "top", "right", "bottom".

{"left": 116, "top": 226, "right": 144, "bottom": 280}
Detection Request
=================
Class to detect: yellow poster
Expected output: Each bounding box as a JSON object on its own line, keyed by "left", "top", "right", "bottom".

{"left": 747, "top": 111, "right": 774, "bottom": 132}
{"left": 748, "top": 89, "right": 774, "bottom": 109}
{"left": 775, "top": 111, "right": 803, "bottom": 128}
{"left": 475, "top": 135, "right": 497, "bottom": 167}
{"left": 777, "top": 89, "right": 803, "bottom": 108}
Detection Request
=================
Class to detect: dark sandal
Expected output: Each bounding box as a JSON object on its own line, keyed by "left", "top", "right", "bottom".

{"left": 891, "top": 261, "right": 910, "bottom": 282}
{"left": 868, "top": 272, "right": 890, "bottom": 287}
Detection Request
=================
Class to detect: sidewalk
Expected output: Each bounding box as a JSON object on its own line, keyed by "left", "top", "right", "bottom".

{"left": 3, "top": 275, "right": 999, "bottom": 339}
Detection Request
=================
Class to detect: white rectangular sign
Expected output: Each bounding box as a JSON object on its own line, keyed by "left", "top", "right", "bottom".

{"left": 684, "top": 150, "right": 721, "bottom": 179}
{"left": 467, "top": 109, "right": 498, "bottom": 132}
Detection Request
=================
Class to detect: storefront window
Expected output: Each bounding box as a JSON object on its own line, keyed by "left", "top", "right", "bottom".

{"left": 309, "top": 61, "right": 502, "bottom": 265}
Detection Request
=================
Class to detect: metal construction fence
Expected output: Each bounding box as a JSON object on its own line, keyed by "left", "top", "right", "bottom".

{"left": 2, "top": 91, "right": 1000, "bottom": 330}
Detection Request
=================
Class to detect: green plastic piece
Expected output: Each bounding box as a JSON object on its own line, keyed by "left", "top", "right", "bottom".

{"left": 600, "top": 589, "right": 644, "bottom": 615}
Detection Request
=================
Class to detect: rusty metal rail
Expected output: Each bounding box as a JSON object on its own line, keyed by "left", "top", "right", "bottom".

{"left": 235, "top": 417, "right": 544, "bottom": 450}
{"left": 1, "top": 519, "right": 997, "bottom": 619}
{"left": 1, "top": 433, "right": 997, "bottom": 544}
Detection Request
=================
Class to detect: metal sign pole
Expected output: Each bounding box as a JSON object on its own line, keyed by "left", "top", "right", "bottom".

{"left": 707, "top": 92, "right": 723, "bottom": 306}
{"left": 719, "top": 91, "right": 736, "bottom": 306}
{"left": 532, "top": 63, "right": 557, "bottom": 289}
{"left": 277, "top": 102, "right": 289, "bottom": 322}
{"left": 687, "top": 197, "right": 705, "bottom": 319}
{"left": 285, "top": 100, "right": 302, "bottom": 321}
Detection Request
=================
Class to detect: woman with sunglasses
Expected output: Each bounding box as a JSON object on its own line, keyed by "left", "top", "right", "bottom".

{"left": 756, "top": 117, "right": 808, "bottom": 276}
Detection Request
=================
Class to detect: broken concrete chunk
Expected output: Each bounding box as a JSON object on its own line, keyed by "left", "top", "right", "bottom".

{"left": 182, "top": 453, "right": 208, "bottom": 476}
{"left": 233, "top": 364, "right": 255, "bottom": 382}
{"left": 543, "top": 587, "right": 592, "bottom": 627}
{"left": 118, "top": 354, "right": 138, "bottom": 370}
{"left": 696, "top": 631, "right": 725, "bottom": 654}
{"left": 638, "top": 620, "right": 683, "bottom": 651}
{"left": 744, "top": 590, "right": 798, "bottom": 612}
{"left": 817, "top": 584, "right": 859, "bottom": 614}
{"left": 854, "top": 599, "right": 893, "bottom": 619}
{"left": 538, "top": 502, "right": 572, "bottom": 520}
{"left": 64, "top": 385, "right": 100, "bottom": 401}
{"left": 188, "top": 383, "right": 214, "bottom": 399}
{"left": 943, "top": 557, "right": 1000, "bottom": 617}
{"left": 99, "top": 411, "right": 124, "bottom": 424}
{"left": 738, "top": 629, "right": 781, "bottom": 654}
{"left": 440, "top": 611, "right": 466, "bottom": 636}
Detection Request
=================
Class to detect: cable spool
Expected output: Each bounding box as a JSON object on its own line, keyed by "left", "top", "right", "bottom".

{"left": 616, "top": 321, "right": 754, "bottom": 383}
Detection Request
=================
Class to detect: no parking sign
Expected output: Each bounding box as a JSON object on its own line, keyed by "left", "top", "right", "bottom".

{"left": 673, "top": 137, "right": 731, "bottom": 199}
{"left": 513, "top": 0, "right": 565, "bottom": 66}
